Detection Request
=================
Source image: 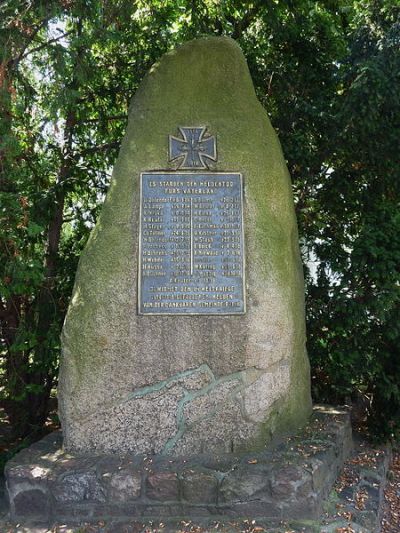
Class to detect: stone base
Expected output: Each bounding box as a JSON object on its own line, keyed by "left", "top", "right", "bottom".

{"left": 5, "top": 406, "right": 352, "bottom": 527}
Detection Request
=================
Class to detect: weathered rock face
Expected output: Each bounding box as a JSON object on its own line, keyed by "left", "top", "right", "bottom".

{"left": 58, "top": 36, "right": 311, "bottom": 456}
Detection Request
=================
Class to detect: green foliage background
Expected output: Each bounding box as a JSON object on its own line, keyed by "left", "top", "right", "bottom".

{"left": 1, "top": 0, "right": 399, "bottom": 444}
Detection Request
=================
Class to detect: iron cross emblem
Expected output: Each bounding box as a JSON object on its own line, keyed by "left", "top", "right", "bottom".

{"left": 169, "top": 127, "right": 217, "bottom": 169}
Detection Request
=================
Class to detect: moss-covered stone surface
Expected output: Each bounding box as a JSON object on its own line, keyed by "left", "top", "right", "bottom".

{"left": 58, "top": 36, "right": 312, "bottom": 455}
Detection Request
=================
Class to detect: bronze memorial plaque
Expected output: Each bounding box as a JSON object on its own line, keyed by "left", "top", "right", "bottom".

{"left": 138, "top": 172, "right": 245, "bottom": 315}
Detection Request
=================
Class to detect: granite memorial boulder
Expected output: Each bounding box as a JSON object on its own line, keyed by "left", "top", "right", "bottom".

{"left": 58, "top": 36, "right": 312, "bottom": 456}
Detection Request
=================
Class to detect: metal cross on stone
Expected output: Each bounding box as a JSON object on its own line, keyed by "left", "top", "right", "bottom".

{"left": 169, "top": 127, "right": 217, "bottom": 169}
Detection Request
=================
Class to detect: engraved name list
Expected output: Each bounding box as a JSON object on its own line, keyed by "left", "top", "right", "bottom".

{"left": 139, "top": 173, "right": 245, "bottom": 314}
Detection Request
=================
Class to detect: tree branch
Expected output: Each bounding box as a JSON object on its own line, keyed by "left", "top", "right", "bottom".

{"left": 19, "top": 30, "right": 74, "bottom": 61}
{"left": 82, "top": 114, "right": 128, "bottom": 124}
{"left": 11, "top": 16, "right": 52, "bottom": 67}
{"left": 77, "top": 141, "right": 120, "bottom": 157}
{"left": 228, "top": 1, "right": 267, "bottom": 40}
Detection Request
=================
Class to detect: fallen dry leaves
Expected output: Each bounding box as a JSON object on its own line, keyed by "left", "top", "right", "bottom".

{"left": 354, "top": 487, "right": 369, "bottom": 510}
{"left": 335, "top": 464, "right": 360, "bottom": 493}
{"left": 381, "top": 450, "right": 400, "bottom": 533}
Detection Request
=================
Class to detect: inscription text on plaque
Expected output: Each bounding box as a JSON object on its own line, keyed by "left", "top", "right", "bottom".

{"left": 139, "top": 172, "right": 245, "bottom": 314}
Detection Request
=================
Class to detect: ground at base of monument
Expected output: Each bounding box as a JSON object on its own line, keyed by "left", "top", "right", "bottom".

{"left": 4, "top": 406, "right": 357, "bottom": 528}
{"left": 1, "top": 441, "right": 395, "bottom": 533}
